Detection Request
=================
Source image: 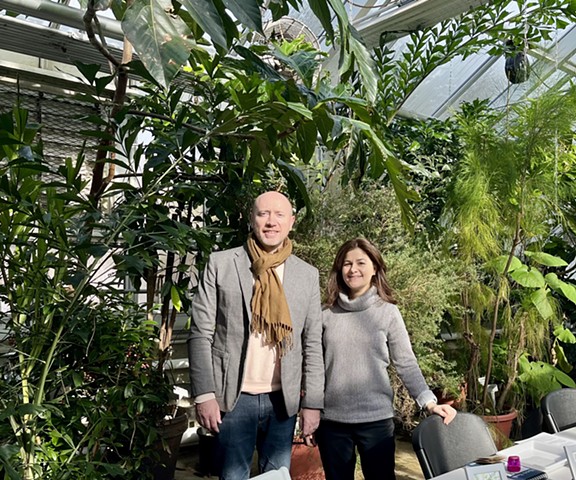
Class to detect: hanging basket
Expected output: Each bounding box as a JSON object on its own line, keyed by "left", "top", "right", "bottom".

{"left": 505, "top": 51, "right": 530, "bottom": 84}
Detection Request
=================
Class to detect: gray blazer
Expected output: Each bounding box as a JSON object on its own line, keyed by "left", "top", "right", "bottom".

{"left": 188, "top": 245, "right": 324, "bottom": 417}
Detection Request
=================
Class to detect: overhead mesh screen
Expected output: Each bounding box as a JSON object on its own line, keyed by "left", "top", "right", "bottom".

{"left": 0, "top": 82, "right": 101, "bottom": 181}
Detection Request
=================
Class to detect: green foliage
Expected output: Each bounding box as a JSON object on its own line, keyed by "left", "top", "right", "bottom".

{"left": 78, "top": 0, "right": 377, "bottom": 98}
{"left": 373, "top": 0, "right": 576, "bottom": 124}
{"left": 388, "top": 116, "right": 463, "bottom": 239}
{"left": 518, "top": 347, "right": 576, "bottom": 407}
{"left": 443, "top": 86, "right": 576, "bottom": 413}
{"left": 0, "top": 108, "right": 172, "bottom": 479}
{"left": 84, "top": 37, "right": 408, "bottom": 275}
{"left": 330, "top": 0, "right": 576, "bottom": 233}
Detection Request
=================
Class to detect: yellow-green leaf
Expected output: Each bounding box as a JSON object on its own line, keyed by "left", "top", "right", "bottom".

{"left": 530, "top": 288, "right": 553, "bottom": 319}
{"left": 171, "top": 285, "right": 182, "bottom": 312}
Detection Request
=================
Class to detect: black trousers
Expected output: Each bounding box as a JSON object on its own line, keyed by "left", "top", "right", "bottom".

{"left": 316, "top": 418, "right": 396, "bottom": 480}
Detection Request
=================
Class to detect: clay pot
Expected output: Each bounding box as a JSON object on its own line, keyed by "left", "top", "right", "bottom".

{"left": 290, "top": 441, "right": 325, "bottom": 480}
{"left": 482, "top": 409, "right": 518, "bottom": 449}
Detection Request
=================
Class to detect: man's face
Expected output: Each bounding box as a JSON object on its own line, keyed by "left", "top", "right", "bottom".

{"left": 251, "top": 192, "right": 295, "bottom": 253}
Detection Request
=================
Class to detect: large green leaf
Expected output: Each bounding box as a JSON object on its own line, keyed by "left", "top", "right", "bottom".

{"left": 348, "top": 26, "right": 378, "bottom": 103}
{"left": 554, "top": 342, "right": 574, "bottom": 373}
{"left": 343, "top": 118, "right": 417, "bottom": 229}
{"left": 223, "top": 0, "right": 263, "bottom": 34}
{"left": 170, "top": 285, "right": 182, "bottom": 312}
{"left": 179, "top": 0, "right": 229, "bottom": 49}
{"left": 123, "top": 0, "right": 195, "bottom": 87}
{"left": 510, "top": 265, "right": 546, "bottom": 288}
{"left": 296, "top": 121, "right": 318, "bottom": 164}
{"left": 490, "top": 255, "right": 522, "bottom": 275}
{"left": 277, "top": 160, "right": 312, "bottom": 215}
{"left": 553, "top": 325, "right": 576, "bottom": 344}
{"left": 519, "top": 355, "right": 576, "bottom": 405}
{"left": 312, "top": 108, "right": 334, "bottom": 143}
{"left": 308, "top": 0, "right": 334, "bottom": 40}
{"left": 545, "top": 273, "right": 576, "bottom": 305}
{"left": 553, "top": 366, "right": 576, "bottom": 386}
{"left": 529, "top": 288, "right": 554, "bottom": 319}
{"left": 524, "top": 251, "right": 568, "bottom": 267}
{"left": 285, "top": 102, "right": 314, "bottom": 120}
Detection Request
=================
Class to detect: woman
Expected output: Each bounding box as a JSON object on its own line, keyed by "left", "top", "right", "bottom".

{"left": 315, "top": 238, "right": 456, "bottom": 480}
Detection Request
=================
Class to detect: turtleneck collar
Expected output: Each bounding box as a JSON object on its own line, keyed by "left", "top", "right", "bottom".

{"left": 337, "top": 286, "right": 382, "bottom": 312}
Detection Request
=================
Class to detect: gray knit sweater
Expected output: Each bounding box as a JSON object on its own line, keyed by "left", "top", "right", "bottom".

{"left": 321, "top": 287, "right": 436, "bottom": 423}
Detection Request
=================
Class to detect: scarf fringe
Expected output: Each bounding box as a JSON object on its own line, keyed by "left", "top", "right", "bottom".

{"left": 251, "top": 313, "right": 293, "bottom": 357}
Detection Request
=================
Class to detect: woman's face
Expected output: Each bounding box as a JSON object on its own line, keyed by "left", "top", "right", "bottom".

{"left": 341, "top": 247, "right": 376, "bottom": 299}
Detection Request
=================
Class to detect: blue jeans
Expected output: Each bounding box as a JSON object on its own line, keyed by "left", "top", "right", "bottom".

{"left": 316, "top": 418, "right": 396, "bottom": 480}
{"left": 215, "top": 391, "right": 297, "bottom": 480}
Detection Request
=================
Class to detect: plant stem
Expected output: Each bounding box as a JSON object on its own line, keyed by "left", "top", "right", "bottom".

{"left": 482, "top": 213, "right": 522, "bottom": 411}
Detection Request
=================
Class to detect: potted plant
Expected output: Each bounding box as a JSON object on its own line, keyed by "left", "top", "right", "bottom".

{"left": 444, "top": 87, "right": 576, "bottom": 442}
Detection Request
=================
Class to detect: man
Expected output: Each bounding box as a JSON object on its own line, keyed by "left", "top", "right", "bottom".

{"left": 188, "top": 191, "right": 324, "bottom": 480}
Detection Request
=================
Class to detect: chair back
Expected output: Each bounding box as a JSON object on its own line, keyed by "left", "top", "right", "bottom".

{"left": 411, "top": 412, "right": 497, "bottom": 479}
{"left": 541, "top": 388, "right": 576, "bottom": 433}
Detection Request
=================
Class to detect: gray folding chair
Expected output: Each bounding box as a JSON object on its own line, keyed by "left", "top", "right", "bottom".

{"left": 541, "top": 388, "right": 576, "bottom": 433}
{"left": 411, "top": 412, "right": 498, "bottom": 479}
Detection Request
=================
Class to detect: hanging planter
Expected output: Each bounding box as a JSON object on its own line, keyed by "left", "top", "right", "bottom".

{"left": 504, "top": 42, "right": 530, "bottom": 84}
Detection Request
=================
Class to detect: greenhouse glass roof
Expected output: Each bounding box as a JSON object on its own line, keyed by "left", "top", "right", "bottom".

{"left": 0, "top": 0, "right": 575, "bottom": 120}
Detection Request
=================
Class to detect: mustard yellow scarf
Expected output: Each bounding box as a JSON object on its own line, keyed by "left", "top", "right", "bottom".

{"left": 247, "top": 233, "right": 293, "bottom": 356}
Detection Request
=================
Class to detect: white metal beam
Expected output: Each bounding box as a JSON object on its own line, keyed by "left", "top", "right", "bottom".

{"left": 353, "top": 0, "right": 491, "bottom": 48}
{"left": 0, "top": 0, "right": 123, "bottom": 40}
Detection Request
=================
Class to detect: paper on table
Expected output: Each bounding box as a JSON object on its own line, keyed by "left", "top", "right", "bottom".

{"left": 500, "top": 435, "right": 576, "bottom": 473}
{"left": 556, "top": 428, "right": 576, "bottom": 443}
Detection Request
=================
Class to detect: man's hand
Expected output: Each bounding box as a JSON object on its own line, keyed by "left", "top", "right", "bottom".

{"left": 195, "top": 398, "right": 222, "bottom": 433}
{"left": 300, "top": 408, "right": 320, "bottom": 446}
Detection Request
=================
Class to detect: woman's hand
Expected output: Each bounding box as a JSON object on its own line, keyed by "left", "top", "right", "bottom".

{"left": 427, "top": 402, "right": 457, "bottom": 425}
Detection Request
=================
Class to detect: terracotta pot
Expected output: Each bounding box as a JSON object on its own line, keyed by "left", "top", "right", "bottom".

{"left": 482, "top": 409, "right": 518, "bottom": 449}
{"left": 290, "top": 441, "right": 325, "bottom": 480}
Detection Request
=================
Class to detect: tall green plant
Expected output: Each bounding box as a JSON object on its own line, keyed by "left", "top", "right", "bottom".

{"left": 0, "top": 107, "right": 172, "bottom": 479}
{"left": 445, "top": 87, "right": 576, "bottom": 413}
{"left": 334, "top": 0, "right": 576, "bottom": 231}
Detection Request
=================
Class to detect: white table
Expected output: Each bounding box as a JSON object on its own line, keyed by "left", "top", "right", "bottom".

{"left": 430, "top": 427, "right": 576, "bottom": 480}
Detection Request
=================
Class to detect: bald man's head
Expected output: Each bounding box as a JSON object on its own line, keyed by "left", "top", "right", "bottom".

{"left": 251, "top": 192, "right": 295, "bottom": 252}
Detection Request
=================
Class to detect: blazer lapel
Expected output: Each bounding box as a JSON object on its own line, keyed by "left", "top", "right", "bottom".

{"left": 234, "top": 247, "right": 253, "bottom": 321}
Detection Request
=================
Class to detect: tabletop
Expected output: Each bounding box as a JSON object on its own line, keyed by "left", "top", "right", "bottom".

{"left": 430, "top": 427, "right": 576, "bottom": 480}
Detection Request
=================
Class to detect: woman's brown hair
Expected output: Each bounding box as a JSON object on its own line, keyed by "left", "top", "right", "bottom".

{"left": 324, "top": 238, "right": 396, "bottom": 307}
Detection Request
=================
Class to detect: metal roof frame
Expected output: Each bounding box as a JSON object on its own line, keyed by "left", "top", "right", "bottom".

{"left": 0, "top": 0, "right": 575, "bottom": 121}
